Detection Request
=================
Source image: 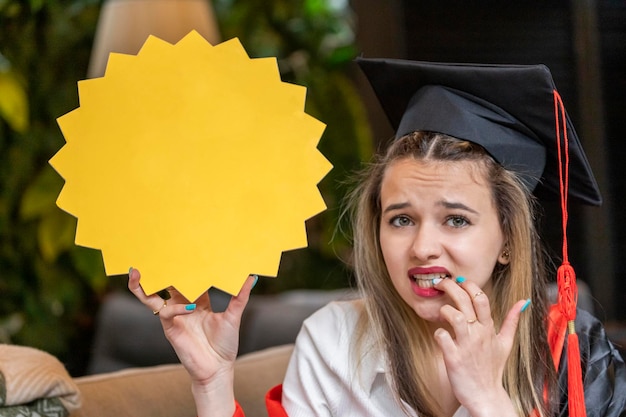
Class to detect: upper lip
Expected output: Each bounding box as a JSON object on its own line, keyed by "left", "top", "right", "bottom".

{"left": 408, "top": 266, "right": 451, "bottom": 280}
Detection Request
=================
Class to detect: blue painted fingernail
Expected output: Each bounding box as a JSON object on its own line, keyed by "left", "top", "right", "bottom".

{"left": 455, "top": 276, "right": 466, "bottom": 284}
{"left": 520, "top": 299, "right": 531, "bottom": 312}
{"left": 185, "top": 304, "right": 196, "bottom": 311}
{"left": 252, "top": 275, "right": 259, "bottom": 288}
{"left": 432, "top": 278, "right": 443, "bottom": 285}
{"left": 129, "top": 267, "right": 133, "bottom": 275}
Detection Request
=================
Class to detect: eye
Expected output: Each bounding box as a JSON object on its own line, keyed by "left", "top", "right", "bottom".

{"left": 390, "top": 215, "right": 413, "bottom": 227}
{"left": 446, "top": 215, "right": 470, "bottom": 228}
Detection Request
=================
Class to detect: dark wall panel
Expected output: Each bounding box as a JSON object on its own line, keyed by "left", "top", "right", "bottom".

{"left": 399, "top": 0, "right": 625, "bottom": 317}
{"left": 599, "top": 1, "right": 626, "bottom": 319}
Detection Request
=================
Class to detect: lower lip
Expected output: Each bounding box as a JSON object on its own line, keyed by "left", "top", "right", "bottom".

{"left": 410, "top": 279, "right": 444, "bottom": 298}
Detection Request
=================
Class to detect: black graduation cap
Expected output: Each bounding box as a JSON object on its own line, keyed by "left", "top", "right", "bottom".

{"left": 356, "top": 57, "right": 602, "bottom": 206}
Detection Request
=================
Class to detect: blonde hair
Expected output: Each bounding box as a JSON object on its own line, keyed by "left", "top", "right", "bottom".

{"left": 345, "top": 132, "right": 556, "bottom": 416}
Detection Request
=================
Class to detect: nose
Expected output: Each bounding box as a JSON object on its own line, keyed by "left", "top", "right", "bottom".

{"left": 410, "top": 222, "right": 442, "bottom": 261}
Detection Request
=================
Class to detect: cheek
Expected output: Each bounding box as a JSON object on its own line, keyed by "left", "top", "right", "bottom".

{"left": 379, "top": 228, "right": 404, "bottom": 256}
{"left": 452, "top": 233, "right": 503, "bottom": 279}
{"left": 380, "top": 243, "right": 417, "bottom": 297}
{"left": 379, "top": 232, "right": 402, "bottom": 273}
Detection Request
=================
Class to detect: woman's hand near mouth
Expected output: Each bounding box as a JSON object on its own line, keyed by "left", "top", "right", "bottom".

{"left": 431, "top": 276, "right": 529, "bottom": 417}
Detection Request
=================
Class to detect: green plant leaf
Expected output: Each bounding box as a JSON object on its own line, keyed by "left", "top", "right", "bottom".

{"left": 20, "top": 166, "right": 64, "bottom": 220}
{"left": 29, "top": 0, "right": 45, "bottom": 12}
{"left": 70, "top": 246, "right": 108, "bottom": 293}
{"left": 37, "top": 208, "right": 76, "bottom": 262}
{"left": 0, "top": 69, "right": 28, "bottom": 133}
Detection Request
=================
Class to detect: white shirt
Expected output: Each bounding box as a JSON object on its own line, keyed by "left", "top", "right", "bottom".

{"left": 281, "top": 300, "right": 470, "bottom": 417}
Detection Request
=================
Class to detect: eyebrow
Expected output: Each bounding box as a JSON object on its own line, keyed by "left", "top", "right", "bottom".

{"left": 439, "top": 200, "right": 479, "bottom": 214}
{"left": 382, "top": 202, "right": 410, "bottom": 214}
{"left": 382, "top": 200, "right": 479, "bottom": 215}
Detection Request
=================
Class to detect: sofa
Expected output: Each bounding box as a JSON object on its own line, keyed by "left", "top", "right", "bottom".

{"left": 0, "top": 288, "right": 355, "bottom": 417}
{"left": 59, "top": 287, "right": 355, "bottom": 417}
{"left": 73, "top": 343, "right": 295, "bottom": 417}
{"left": 0, "top": 342, "right": 293, "bottom": 417}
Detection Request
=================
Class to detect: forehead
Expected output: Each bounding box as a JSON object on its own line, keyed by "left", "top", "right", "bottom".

{"left": 381, "top": 157, "right": 491, "bottom": 192}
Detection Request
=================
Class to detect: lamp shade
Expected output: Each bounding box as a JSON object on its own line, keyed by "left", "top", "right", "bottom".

{"left": 87, "top": 0, "right": 221, "bottom": 78}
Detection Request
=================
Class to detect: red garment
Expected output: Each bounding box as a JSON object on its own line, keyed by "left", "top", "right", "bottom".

{"left": 265, "top": 384, "right": 288, "bottom": 416}
{"left": 232, "top": 384, "right": 286, "bottom": 417}
{"left": 233, "top": 401, "right": 244, "bottom": 417}
{"left": 547, "top": 303, "right": 568, "bottom": 371}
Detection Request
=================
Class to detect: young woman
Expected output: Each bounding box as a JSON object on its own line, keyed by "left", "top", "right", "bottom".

{"left": 128, "top": 58, "right": 626, "bottom": 417}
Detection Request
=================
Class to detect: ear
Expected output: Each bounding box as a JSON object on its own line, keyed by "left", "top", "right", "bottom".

{"left": 498, "top": 246, "right": 511, "bottom": 265}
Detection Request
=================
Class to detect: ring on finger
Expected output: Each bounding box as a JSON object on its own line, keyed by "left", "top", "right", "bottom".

{"left": 153, "top": 299, "right": 167, "bottom": 315}
{"left": 466, "top": 317, "right": 478, "bottom": 324}
{"left": 473, "top": 291, "right": 484, "bottom": 299}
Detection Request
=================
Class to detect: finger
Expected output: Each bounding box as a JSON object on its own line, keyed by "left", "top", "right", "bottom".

{"left": 128, "top": 268, "right": 170, "bottom": 313}
{"left": 433, "top": 327, "right": 458, "bottom": 356}
{"left": 460, "top": 281, "right": 493, "bottom": 325}
{"left": 128, "top": 267, "right": 152, "bottom": 302}
{"left": 163, "top": 285, "right": 212, "bottom": 315}
{"left": 435, "top": 277, "right": 477, "bottom": 322}
{"left": 153, "top": 300, "right": 197, "bottom": 320}
{"left": 498, "top": 299, "right": 531, "bottom": 351}
{"left": 166, "top": 286, "right": 191, "bottom": 305}
{"left": 439, "top": 304, "right": 476, "bottom": 340}
{"left": 226, "top": 275, "right": 257, "bottom": 318}
{"left": 127, "top": 267, "right": 143, "bottom": 294}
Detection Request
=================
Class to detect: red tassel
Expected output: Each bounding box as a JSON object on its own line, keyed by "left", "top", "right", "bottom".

{"left": 556, "top": 263, "right": 586, "bottom": 417}
{"left": 567, "top": 332, "right": 587, "bottom": 417}
{"left": 556, "top": 263, "right": 577, "bottom": 321}
{"left": 553, "top": 91, "right": 586, "bottom": 417}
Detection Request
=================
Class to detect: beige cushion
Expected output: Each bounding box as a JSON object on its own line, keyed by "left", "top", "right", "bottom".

{"left": 0, "top": 344, "right": 81, "bottom": 415}
{"left": 71, "top": 363, "right": 195, "bottom": 417}
{"left": 234, "top": 344, "right": 294, "bottom": 417}
{"left": 71, "top": 344, "right": 294, "bottom": 417}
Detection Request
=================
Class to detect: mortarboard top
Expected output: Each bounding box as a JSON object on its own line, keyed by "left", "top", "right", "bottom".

{"left": 356, "top": 57, "right": 602, "bottom": 206}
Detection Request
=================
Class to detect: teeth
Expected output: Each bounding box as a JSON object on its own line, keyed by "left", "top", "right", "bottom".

{"left": 412, "top": 273, "right": 449, "bottom": 288}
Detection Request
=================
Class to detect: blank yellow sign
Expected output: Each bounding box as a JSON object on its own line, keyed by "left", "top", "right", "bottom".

{"left": 50, "top": 31, "right": 332, "bottom": 301}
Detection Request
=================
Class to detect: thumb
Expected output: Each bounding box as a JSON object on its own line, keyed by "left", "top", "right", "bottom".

{"left": 498, "top": 298, "right": 531, "bottom": 350}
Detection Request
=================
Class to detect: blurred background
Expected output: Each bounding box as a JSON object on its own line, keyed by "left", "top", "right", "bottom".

{"left": 0, "top": 0, "right": 624, "bottom": 376}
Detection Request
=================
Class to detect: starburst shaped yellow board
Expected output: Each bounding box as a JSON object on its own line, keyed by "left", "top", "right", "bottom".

{"left": 50, "top": 31, "right": 332, "bottom": 301}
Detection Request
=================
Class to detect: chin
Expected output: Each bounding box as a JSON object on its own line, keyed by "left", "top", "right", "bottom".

{"left": 408, "top": 302, "right": 446, "bottom": 325}
{"left": 415, "top": 311, "right": 444, "bottom": 325}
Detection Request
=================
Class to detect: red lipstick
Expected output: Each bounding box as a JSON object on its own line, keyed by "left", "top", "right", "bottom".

{"left": 407, "top": 266, "right": 450, "bottom": 298}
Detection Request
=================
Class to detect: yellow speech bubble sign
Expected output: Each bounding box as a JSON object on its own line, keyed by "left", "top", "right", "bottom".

{"left": 50, "top": 31, "right": 332, "bottom": 300}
